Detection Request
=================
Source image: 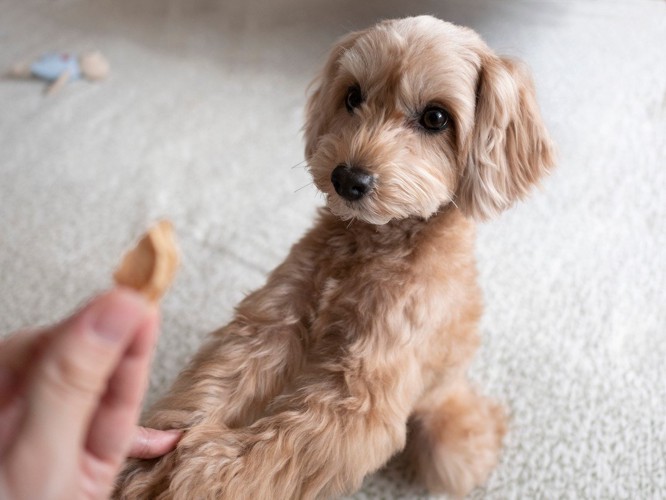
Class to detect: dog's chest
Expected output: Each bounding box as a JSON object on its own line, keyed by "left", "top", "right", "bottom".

{"left": 303, "top": 211, "right": 477, "bottom": 348}
{"left": 305, "top": 227, "right": 417, "bottom": 339}
{"left": 316, "top": 277, "right": 341, "bottom": 314}
{"left": 312, "top": 231, "right": 409, "bottom": 305}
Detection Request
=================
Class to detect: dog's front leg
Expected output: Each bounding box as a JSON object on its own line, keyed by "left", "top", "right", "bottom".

{"left": 143, "top": 314, "right": 306, "bottom": 431}
{"left": 143, "top": 231, "right": 329, "bottom": 431}
{"left": 166, "top": 370, "right": 417, "bottom": 499}
{"left": 115, "top": 315, "right": 309, "bottom": 498}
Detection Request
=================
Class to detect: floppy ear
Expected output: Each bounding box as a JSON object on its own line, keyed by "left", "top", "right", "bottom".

{"left": 457, "top": 56, "right": 555, "bottom": 220}
{"left": 304, "top": 30, "right": 364, "bottom": 160}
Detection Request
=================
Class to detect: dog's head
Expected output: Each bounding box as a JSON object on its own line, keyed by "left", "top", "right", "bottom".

{"left": 305, "top": 16, "right": 555, "bottom": 224}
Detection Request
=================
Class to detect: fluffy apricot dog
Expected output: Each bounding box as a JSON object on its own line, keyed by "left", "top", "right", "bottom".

{"left": 116, "top": 15, "right": 554, "bottom": 499}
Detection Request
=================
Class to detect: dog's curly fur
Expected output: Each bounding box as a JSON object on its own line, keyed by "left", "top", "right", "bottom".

{"left": 115, "top": 15, "right": 554, "bottom": 499}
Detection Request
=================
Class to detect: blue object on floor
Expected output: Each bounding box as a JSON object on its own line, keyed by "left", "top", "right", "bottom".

{"left": 30, "top": 53, "right": 81, "bottom": 81}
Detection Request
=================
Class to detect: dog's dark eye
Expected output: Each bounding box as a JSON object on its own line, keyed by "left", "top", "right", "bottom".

{"left": 345, "top": 85, "right": 363, "bottom": 113}
{"left": 419, "top": 106, "right": 450, "bottom": 132}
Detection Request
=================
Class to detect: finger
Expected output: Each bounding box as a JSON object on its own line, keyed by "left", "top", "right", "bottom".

{"left": 4, "top": 289, "right": 153, "bottom": 477}
{"left": 127, "top": 427, "right": 182, "bottom": 459}
{"left": 84, "top": 308, "right": 159, "bottom": 464}
{"left": 0, "top": 396, "right": 25, "bottom": 453}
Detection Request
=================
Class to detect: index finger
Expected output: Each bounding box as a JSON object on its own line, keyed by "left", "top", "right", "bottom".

{"left": 128, "top": 426, "right": 182, "bottom": 459}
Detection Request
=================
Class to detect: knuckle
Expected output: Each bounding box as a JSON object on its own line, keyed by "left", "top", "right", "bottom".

{"left": 40, "top": 351, "right": 105, "bottom": 400}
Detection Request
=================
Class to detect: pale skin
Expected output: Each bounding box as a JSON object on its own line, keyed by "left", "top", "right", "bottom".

{"left": 0, "top": 288, "right": 181, "bottom": 499}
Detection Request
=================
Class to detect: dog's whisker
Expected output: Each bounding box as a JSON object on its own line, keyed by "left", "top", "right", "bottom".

{"left": 295, "top": 182, "right": 314, "bottom": 193}
{"left": 290, "top": 160, "right": 308, "bottom": 170}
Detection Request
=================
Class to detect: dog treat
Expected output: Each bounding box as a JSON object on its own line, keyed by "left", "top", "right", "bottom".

{"left": 113, "top": 221, "right": 179, "bottom": 302}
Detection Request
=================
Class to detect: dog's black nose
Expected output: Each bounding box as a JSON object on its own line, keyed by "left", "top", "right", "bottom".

{"left": 331, "top": 165, "right": 374, "bottom": 201}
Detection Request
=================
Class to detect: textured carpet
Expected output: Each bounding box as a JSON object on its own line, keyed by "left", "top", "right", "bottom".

{"left": 1, "top": 0, "right": 664, "bottom": 498}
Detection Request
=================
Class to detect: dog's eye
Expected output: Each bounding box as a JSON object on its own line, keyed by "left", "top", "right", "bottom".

{"left": 419, "top": 106, "right": 450, "bottom": 132}
{"left": 345, "top": 85, "right": 363, "bottom": 113}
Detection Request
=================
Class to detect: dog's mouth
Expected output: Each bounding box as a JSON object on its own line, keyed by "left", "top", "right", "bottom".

{"left": 325, "top": 185, "right": 398, "bottom": 226}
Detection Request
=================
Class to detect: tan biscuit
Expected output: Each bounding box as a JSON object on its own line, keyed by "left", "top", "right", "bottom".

{"left": 113, "top": 220, "right": 179, "bottom": 302}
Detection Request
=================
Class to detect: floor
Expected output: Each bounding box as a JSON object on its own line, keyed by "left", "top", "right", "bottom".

{"left": 1, "top": 0, "right": 664, "bottom": 497}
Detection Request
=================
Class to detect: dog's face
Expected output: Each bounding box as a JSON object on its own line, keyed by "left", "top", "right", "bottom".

{"left": 305, "top": 16, "right": 554, "bottom": 224}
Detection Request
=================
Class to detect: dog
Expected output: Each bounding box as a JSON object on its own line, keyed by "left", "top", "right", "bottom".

{"left": 116, "top": 15, "right": 554, "bottom": 499}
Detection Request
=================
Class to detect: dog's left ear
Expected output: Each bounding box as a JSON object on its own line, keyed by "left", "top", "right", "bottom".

{"left": 457, "top": 55, "right": 555, "bottom": 220}
{"left": 304, "top": 29, "right": 366, "bottom": 160}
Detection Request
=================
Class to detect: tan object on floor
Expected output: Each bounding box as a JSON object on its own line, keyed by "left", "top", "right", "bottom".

{"left": 113, "top": 221, "right": 179, "bottom": 302}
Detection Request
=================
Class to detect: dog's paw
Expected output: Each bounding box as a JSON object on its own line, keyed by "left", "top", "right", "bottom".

{"left": 411, "top": 386, "right": 507, "bottom": 498}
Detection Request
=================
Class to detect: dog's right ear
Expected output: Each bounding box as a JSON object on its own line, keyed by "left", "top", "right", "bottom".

{"left": 304, "top": 30, "right": 364, "bottom": 159}
{"left": 456, "top": 55, "right": 555, "bottom": 220}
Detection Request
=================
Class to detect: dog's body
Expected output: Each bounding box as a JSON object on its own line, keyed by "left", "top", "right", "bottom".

{"left": 117, "top": 16, "right": 554, "bottom": 499}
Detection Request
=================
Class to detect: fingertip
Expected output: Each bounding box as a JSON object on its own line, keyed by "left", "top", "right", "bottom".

{"left": 99, "top": 287, "right": 155, "bottom": 316}
{"left": 129, "top": 427, "right": 183, "bottom": 459}
{"left": 110, "top": 287, "right": 162, "bottom": 335}
{"left": 158, "top": 429, "right": 183, "bottom": 451}
{"left": 84, "top": 289, "right": 157, "bottom": 344}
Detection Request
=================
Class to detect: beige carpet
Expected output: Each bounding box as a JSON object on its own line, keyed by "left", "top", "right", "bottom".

{"left": 1, "top": 0, "right": 664, "bottom": 497}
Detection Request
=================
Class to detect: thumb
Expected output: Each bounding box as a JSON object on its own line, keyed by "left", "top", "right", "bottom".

{"left": 5, "top": 290, "right": 154, "bottom": 480}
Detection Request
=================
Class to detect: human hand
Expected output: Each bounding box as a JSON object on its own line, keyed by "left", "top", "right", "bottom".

{"left": 0, "top": 289, "right": 181, "bottom": 499}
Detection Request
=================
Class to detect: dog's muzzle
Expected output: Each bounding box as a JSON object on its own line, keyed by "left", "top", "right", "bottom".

{"left": 331, "top": 165, "right": 374, "bottom": 202}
